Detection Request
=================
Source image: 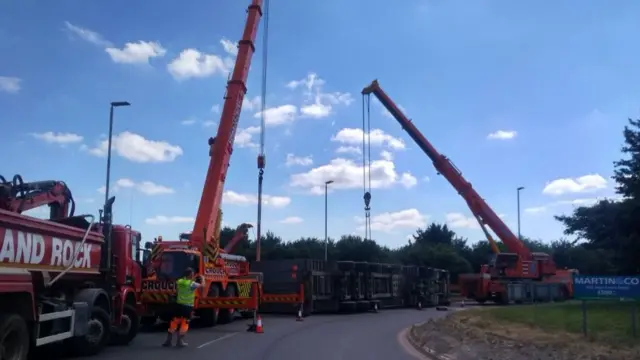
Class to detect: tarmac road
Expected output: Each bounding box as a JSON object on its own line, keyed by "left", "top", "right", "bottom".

{"left": 74, "top": 308, "right": 451, "bottom": 360}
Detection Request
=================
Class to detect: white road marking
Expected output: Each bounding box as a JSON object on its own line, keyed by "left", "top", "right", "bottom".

{"left": 197, "top": 332, "right": 238, "bottom": 349}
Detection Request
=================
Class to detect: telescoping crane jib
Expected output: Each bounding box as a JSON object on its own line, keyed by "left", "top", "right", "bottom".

{"left": 361, "top": 80, "right": 574, "bottom": 303}
{"left": 190, "top": 0, "right": 264, "bottom": 252}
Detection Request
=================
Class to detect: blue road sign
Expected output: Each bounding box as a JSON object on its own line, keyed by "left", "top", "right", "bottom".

{"left": 573, "top": 275, "right": 640, "bottom": 300}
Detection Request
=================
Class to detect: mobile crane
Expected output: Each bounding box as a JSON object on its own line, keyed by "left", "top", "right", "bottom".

{"left": 0, "top": 174, "right": 144, "bottom": 360}
{"left": 139, "top": 0, "right": 262, "bottom": 327}
{"left": 361, "top": 80, "right": 575, "bottom": 305}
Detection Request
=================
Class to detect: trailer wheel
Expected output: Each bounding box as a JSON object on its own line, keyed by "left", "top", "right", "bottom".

{"left": 111, "top": 304, "right": 139, "bottom": 346}
{"left": 70, "top": 307, "right": 111, "bottom": 356}
{"left": 0, "top": 313, "right": 29, "bottom": 360}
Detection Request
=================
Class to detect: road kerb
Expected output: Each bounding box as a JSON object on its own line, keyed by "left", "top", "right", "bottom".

{"left": 405, "top": 324, "right": 454, "bottom": 360}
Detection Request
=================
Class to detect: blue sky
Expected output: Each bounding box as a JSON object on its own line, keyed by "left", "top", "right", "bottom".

{"left": 1, "top": 0, "right": 639, "bottom": 248}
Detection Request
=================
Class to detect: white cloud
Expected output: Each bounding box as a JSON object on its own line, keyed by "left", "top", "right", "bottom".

{"left": 336, "top": 146, "right": 362, "bottom": 155}
{"left": 105, "top": 41, "right": 166, "bottom": 64}
{"left": 422, "top": 176, "right": 430, "bottom": 182}
{"left": 280, "top": 216, "right": 303, "bottom": 224}
{"left": 356, "top": 208, "right": 428, "bottom": 233}
{"left": 300, "top": 103, "right": 331, "bottom": 118}
{"left": 525, "top": 195, "right": 623, "bottom": 215}
{"left": 286, "top": 73, "right": 353, "bottom": 119}
{"left": 524, "top": 206, "right": 547, "bottom": 214}
{"left": 63, "top": 21, "right": 111, "bottom": 47}
{"left": 399, "top": 173, "right": 418, "bottom": 188}
{"left": 380, "top": 150, "right": 393, "bottom": 161}
{"left": 445, "top": 212, "right": 480, "bottom": 229}
{"left": 145, "top": 215, "right": 194, "bottom": 225}
{"left": 220, "top": 38, "right": 238, "bottom": 56}
{"left": 542, "top": 174, "right": 607, "bottom": 196}
{"left": 211, "top": 104, "right": 221, "bottom": 113}
{"left": 285, "top": 153, "right": 313, "bottom": 167}
{"left": 235, "top": 126, "right": 261, "bottom": 148}
{"left": 289, "top": 158, "right": 415, "bottom": 195}
{"left": 167, "top": 48, "right": 231, "bottom": 80}
{"left": 487, "top": 130, "right": 517, "bottom": 140}
{"left": 31, "top": 132, "right": 83, "bottom": 145}
{"left": 98, "top": 178, "right": 174, "bottom": 196}
{"left": 222, "top": 190, "right": 291, "bottom": 208}
{"left": 332, "top": 128, "right": 405, "bottom": 150}
{"left": 181, "top": 118, "right": 197, "bottom": 126}
{"left": 254, "top": 105, "right": 297, "bottom": 126}
{"left": 0, "top": 76, "right": 22, "bottom": 93}
{"left": 243, "top": 96, "right": 261, "bottom": 111}
{"left": 86, "top": 131, "right": 183, "bottom": 163}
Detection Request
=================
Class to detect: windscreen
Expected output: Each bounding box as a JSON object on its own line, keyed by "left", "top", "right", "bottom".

{"left": 158, "top": 251, "right": 200, "bottom": 280}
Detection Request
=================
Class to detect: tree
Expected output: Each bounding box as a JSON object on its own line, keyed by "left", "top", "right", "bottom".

{"left": 555, "top": 118, "right": 640, "bottom": 274}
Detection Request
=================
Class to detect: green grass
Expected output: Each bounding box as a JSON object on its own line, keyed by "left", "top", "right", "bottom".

{"left": 478, "top": 300, "right": 640, "bottom": 347}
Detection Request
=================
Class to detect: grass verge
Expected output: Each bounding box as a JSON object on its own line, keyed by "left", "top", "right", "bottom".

{"left": 477, "top": 300, "right": 639, "bottom": 347}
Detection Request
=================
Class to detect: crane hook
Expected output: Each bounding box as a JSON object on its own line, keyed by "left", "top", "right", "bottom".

{"left": 363, "top": 191, "right": 371, "bottom": 211}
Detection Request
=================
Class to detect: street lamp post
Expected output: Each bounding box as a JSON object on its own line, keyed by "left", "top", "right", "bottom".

{"left": 517, "top": 186, "right": 524, "bottom": 239}
{"left": 324, "top": 180, "right": 334, "bottom": 261}
{"left": 104, "top": 101, "right": 131, "bottom": 206}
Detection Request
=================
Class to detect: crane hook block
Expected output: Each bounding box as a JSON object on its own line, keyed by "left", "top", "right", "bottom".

{"left": 257, "top": 154, "right": 265, "bottom": 169}
{"left": 363, "top": 191, "right": 371, "bottom": 207}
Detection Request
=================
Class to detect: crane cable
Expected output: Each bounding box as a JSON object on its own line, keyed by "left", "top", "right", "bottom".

{"left": 255, "top": 0, "right": 270, "bottom": 262}
{"left": 362, "top": 94, "right": 372, "bottom": 241}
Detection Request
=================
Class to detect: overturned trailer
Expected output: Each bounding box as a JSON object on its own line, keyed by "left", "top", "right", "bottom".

{"left": 252, "top": 259, "right": 450, "bottom": 315}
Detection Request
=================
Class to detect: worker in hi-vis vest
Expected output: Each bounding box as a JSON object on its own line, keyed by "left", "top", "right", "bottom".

{"left": 162, "top": 267, "right": 203, "bottom": 347}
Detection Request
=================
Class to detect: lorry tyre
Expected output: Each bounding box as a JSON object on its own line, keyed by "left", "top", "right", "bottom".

{"left": 0, "top": 313, "right": 30, "bottom": 360}
{"left": 111, "top": 304, "right": 139, "bottom": 346}
{"left": 69, "top": 307, "right": 111, "bottom": 356}
{"left": 218, "top": 285, "right": 238, "bottom": 325}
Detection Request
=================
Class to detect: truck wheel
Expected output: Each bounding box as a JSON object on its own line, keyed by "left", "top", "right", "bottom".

{"left": 111, "top": 304, "right": 139, "bottom": 346}
{"left": 0, "top": 313, "right": 29, "bottom": 360}
{"left": 218, "top": 285, "right": 238, "bottom": 325}
{"left": 70, "top": 307, "right": 111, "bottom": 356}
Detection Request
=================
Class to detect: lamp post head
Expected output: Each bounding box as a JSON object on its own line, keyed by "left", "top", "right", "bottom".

{"left": 517, "top": 186, "right": 525, "bottom": 191}
{"left": 325, "top": 180, "right": 334, "bottom": 185}
{"left": 111, "top": 101, "right": 131, "bottom": 107}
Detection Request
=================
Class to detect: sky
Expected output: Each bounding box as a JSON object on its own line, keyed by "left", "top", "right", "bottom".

{"left": 1, "top": 0, "right": 639, "bottom": 249}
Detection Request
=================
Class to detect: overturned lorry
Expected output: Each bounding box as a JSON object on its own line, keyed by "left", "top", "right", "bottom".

{"left": 253, "top": 259, "right": 450, "bottom": 315}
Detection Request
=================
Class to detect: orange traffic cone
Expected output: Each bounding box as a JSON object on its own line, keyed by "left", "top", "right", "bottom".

{"left": 296, "top": 309, "right": 304, "bottom": 321}
{"left": 255, "top": 316, "right": 264, "bottom": 333}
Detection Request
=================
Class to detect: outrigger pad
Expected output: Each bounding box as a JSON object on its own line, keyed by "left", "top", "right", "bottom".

{"left": 246, "top": 323, "right": 257, "bottom": 332}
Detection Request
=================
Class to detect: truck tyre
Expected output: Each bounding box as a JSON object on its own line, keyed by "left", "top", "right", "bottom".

{"left": 218, "top": 285, "right": 237, "bottom": 325}
{"left": 111, "top": 304, "right": 139, "bottom": 346}
{"left": 0, "top": 313, "right": 30, "bottom": 360}
{"left": 69, "top": 307, "right": 111, "bottom": 356}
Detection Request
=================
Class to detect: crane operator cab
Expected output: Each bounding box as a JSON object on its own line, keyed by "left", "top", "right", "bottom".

{"left": 157, "top": 249, "right": 201, "bottom": 281}
{"left": 490, "top": 253, "right": 520, "bottom": 277}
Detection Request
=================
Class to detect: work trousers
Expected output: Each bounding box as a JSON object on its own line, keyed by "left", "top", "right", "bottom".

{"left": 168, "top": 304, "right": 193, "bottom": 335}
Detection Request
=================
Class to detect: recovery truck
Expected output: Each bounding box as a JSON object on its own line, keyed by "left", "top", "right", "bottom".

{"left": 0, "top": 174, "right": 143, "bottom": 359}
{"left": 139, "top": 0, "right": 263, "bottom": 326}
{"left": 361, "top": 80, "right": 577, "bottom": 305}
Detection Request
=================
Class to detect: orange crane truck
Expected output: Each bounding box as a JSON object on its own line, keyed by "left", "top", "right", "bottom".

{"left": 361, "top": 80, "right": 576, "bottom": 305}
{"left": 139, "top": 0, "right": 263, "bottom": 327}
{"left": 0, "top": 174, "right": 143, "bottom": 359}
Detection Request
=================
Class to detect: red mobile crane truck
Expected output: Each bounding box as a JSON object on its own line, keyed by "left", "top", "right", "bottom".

{"left": 0, "top": 174, "right": 143, "bottom": 359}
{"left": 139, "top": 0, "right": 263, "bottom": 327}
{"left": 361, "top": 80, "right": 576, "bottom": 305}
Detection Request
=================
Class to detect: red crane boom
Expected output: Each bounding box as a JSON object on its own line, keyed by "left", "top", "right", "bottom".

{"left": 0, "top": 174, "right": 75, "bottom": 220}
{"left": 361, "top": 80, "right": 531, "bottom": 260}
{"left": 190, "top": 0, "right": 263, "bottom": 251}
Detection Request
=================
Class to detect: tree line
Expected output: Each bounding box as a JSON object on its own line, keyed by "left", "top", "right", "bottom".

{"left": 220, "top": 118, "right": 640, "bottom": 278}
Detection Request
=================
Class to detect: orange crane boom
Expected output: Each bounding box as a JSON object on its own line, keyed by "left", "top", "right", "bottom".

{"left": 190, "top": 0, "right": 264, "bottom": 251}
